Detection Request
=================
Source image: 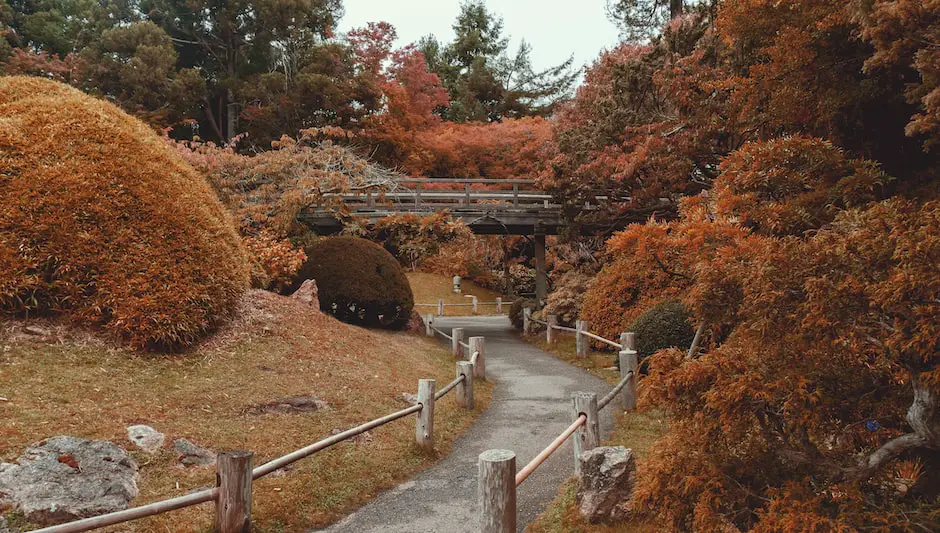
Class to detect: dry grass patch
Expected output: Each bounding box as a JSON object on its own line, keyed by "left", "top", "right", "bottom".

{"left": 0, "top": 290, "right": 490, "bottom": 532}
{"left": 407, "top": 272, "right": 507, "bottom": 316}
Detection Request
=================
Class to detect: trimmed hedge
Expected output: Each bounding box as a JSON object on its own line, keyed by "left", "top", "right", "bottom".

{"left": 0, "top": 77, "right": 250, "bottom": 349}
{"left": 291, "top": 237, "right": 414, "bottom": 328}
{"left": 628, "top": 300, "right": 695, "bottom": 362}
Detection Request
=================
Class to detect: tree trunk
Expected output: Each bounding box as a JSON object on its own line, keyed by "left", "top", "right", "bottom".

{"left": 670, "top": 0, "right": 683, "bottom": 19}
{"left": 686, "top": 321, "right": 705, "bottom": 359}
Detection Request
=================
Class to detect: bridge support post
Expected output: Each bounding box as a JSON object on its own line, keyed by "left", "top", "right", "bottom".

{"left": 534, "top": 222, "right": 547, "bottom": 307}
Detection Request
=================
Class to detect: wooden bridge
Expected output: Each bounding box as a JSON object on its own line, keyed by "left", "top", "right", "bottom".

{"left": 301, "top": 178, "right": 564, "bottom": 236}
{"left": 301, "top": 178, "right": 566, "bottom": 303}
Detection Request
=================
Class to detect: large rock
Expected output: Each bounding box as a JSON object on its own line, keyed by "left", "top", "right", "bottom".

{"left": 291, "top": 279, "right": 320, "bottom": 309}
{"left": 0, "top": 436, "right": 138, "bottom": 525}
{"left": 126, "top": 425, "right": 165, "bottom": 454}
{"left": 404, "top": 310, "right": 426, "bottom": 334}
{"left": 577, "top": 446, "right": 636, "bottom": 524}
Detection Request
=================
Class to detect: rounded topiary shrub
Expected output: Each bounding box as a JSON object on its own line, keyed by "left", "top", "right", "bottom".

{"left": 628, "top": 300, "right": 695, "bottom": 362}
{"left": 291, "top": 237, "right": 414, "bottom": 328}
{"left": 509, "top": 298, "right": 537, "bottom": 331}
{"left": 0, "top": 77, "right": 250, "bottom": 350}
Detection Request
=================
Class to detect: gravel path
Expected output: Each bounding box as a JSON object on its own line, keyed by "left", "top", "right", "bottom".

{"left": 313, "top": 315, "right": 615, "bottom": 533}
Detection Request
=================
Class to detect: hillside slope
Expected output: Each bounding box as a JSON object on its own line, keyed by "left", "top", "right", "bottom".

{"left": 0, "top": 290, "right": 489, "bottom": 532}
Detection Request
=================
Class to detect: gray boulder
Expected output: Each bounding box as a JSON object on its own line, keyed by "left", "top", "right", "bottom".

{"left": 577, "top": 446, "right": 636, "bottom": 524}
{"left": 291, "top": 279, "right": 320, "bottom": 309}
{"left": 173, "top": 439, "right": 215, "bottom": 468}
{"left": 0, "top": 436, "right": 138, "bottom": 525}
{"left": 126, "top": 425, "right": 165, "bottom": 454}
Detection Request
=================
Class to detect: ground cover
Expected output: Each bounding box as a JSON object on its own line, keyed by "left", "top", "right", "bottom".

{"left": 407, "top": 272, "right": 507, "bottom": 317}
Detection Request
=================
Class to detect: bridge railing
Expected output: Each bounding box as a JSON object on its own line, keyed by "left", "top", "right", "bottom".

{"left": 335, "top": 178, "right": 560, "bottom": 210}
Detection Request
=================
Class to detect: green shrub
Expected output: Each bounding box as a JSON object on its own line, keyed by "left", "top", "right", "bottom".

{"left": 290, "top": 237, "right": 414, "bottom": 329}
{"left": 628, "top": 300, "right": 695, "bottom": 362}
{"left": 510, "top": 298, "right": 537, "bottom": 331}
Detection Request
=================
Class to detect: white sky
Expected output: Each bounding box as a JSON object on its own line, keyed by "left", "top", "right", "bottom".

{"left": 336, "top": 0, "right": 622, "bottom": 76}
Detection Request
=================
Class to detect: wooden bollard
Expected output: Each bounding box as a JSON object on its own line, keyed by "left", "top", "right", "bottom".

{"left": 215, "top": 451, "right": 253, "bottom": 533}
{"left": 452, "top": 328, "right": 465, "bottom": 358}
{"left": 424, "top": 314, "right": 434, "bottom": 337}
{"left": 546, "top": 315, "right": 558, "bottom": 344}
{"left": 479, "top": 449, "right": 516, "bottom": 533}
{"left": 469, "top": 336, "right": 486, "bottom": 379}
{"left": 456, "top": 361, "right": 474, "bottom": 409}
{"left": 619, "top": 349, "right": 638, "bottom": 410}
{"left": 416, "top": 379, "right": 436, "bottom": 449}
{"left": 523, "top": 307, "right": 532, "bottom": 334}
{"left": 472, "top": 296, "right": 479, "bottom": 314}
{"left": 496, "top": 297, "right": 503, "bottom": 313}
{"left": 576, "top": 320, "right": 590, "bottom": 358}
{"left": 571, "top": 392, "right": 600, "bottom": 475}
{"left": 438, "top": 298, "right": 445, "bottom": 316}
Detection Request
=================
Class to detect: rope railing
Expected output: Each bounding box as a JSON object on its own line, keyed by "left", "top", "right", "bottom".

{"left": 597, "top": 370, "right": 634, "bottom": 410}
{"left": 435, "top": 374, "right": 465, "bottom": 400}
{"left": 515, "top": 414, "right": 586, "bottom": 486}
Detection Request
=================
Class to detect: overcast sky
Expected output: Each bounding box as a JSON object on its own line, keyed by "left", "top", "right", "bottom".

{"left": 336, "top": 0, "right": 622, "bottom": 76}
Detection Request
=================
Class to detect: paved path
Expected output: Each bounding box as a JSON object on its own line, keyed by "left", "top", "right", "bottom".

{"left": 313, "top": 315, "right": 615, "bottom": 533}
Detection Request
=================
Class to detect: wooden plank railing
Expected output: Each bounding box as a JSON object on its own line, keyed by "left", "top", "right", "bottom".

{"left": 479, "top": 327, "right": 640, "bottom": 532}
{"left": 34, "top": 332, "right": 488, "bottom": 533}
{"left": 415, "top": 296, "right": 505, "bottom": 315}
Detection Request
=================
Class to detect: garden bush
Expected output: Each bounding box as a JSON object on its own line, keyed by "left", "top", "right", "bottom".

{"left": 0, "top": 77, "right": 249, "bottom": 349}
{"left": 290, "top": 237, "right": 413, "bottom": 328}
{"left": 543, "top": 270, "right": 594, "bottom": 327}
{"left": 628, "top": 300, "right": 695, "bottom": 362}
{"left": 509, "top": 298, "right": 537, "bottom": 331}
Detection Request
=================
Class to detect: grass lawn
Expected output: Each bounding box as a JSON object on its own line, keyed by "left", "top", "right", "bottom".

{"left": 519, "top": 330, "right": 666, "bottom": 533}
{"left": 407, "top": 272, "right": 508, "bottom": 317}
{"left": 0, "top": 290, "right": 491, "bottom": 532}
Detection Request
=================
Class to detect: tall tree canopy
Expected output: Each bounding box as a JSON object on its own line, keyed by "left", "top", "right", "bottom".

{"left": 418, "top": 0, "right": 578, "bottom": 122}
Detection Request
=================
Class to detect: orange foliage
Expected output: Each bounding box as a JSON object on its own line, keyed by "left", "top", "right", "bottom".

{"left": 0, "top": 77, "right": 249, "bottom": 349}
{"left": 403, "top": 117, "right": 552, "bottom": 179}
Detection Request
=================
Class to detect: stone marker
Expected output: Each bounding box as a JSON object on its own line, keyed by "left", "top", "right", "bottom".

{"left": 0, "top": 436, "right": 139, "bottom": 525}
{"left": 126, "top": 424, "right": 165, "bottom": 454}
{"left": 577, "top": 446, "right": 636, "bottom": 524}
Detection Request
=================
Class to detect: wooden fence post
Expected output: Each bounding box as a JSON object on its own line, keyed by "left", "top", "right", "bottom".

{"left": 456, "top": 361, "right": 474, "bottom": 409}
{"left": 571, "top": 392, "right": 599, "bottom": 475}
{"left": 424, "top": 314, "right": 434, "bottom": 337}
{"left": 546, "top": 315, "right": 558, "bottom": 344}
{"left": 469, "top": 336, "right": 486, "bottom": 380}
{"left": 619, "top": 349, "right": 638, "bottom": 410}
{"left": 621, "top": 331, "right": 636, "bottom": 352}
{"left": 416, "top": 379, "right": 436, "bottom": 449}
{"left": 496, "top": 297, "right": 503, "bottom": 313}
{"left": 452, "top": 328, "right": 465, "bottom": 358}
{"left": 438, "top": 298, "right": 445, "bottom": 316}
{"left": 472, "top": 296, "right": 479, "bottom": 315}
{"left": 523, "top": 307, "right": 532, "bottom": 334}
{"left": 215, "top": 451, "right": 253, "bottom": 533}
{"left": 479, "top": 449, "right": 516, "bottom": 533}
{"left": 576, "top": 320, "right": 590, "bottom": 358}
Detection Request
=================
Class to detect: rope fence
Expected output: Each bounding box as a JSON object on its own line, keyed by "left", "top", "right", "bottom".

{"left": 35, "top": 328, "right": 489, "bottom": 533}
{"left": 478, "top": 326, "right": 640, "bottom": 532}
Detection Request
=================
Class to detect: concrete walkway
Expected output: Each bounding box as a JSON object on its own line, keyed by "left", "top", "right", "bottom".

{"left": 313, "top": 315, "right": 615, "bottom": 533}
